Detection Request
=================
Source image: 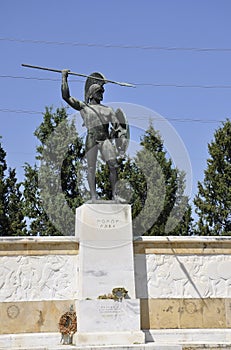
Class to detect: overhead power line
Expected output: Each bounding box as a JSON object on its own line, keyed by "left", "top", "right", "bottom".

{"left": 0, "top": 108, "right": 41, "bottom": 115}
{"left": 1, "top": 37, "right": 231, "bottom": 52}
{"left": 135, "top": 82, "right": 231, "bottom": 89}
{"left": 0, "top": 74, "right": 61, "bottom": 82}
{"left": 1, "top": 74, "right": 231, "bottom": 89}
{"left": 0, "top": 108, "right": 226, "bottom": 123}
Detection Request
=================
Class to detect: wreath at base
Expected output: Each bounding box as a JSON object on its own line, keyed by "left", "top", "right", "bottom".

{"left": 59, "top": 311, "right": 77, "bottom": 335}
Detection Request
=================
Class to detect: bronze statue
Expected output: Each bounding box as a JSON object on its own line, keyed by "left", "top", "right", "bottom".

{"left": 61, "top": 70, "right": 129, "bottom": 201}
{"left": 21, "top": 64, "right": 132, "bottom": 201}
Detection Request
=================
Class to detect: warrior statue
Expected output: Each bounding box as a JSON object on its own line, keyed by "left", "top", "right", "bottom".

{"left": 61, "top": 70, "right": 129, "bottom": 201}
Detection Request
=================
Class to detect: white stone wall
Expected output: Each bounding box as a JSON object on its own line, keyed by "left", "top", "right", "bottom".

{"left": 0, "top": 255, "right": 79, "bottom": 302}
{"left": 135, "top": 254, "right": 231, "bottom": 299}
{"left": 1, "top": 238, "right": 231, "bottom": 302}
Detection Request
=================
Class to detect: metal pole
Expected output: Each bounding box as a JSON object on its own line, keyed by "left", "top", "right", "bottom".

{"left": 21, "top": 63, "right": 135, "bottom": 88}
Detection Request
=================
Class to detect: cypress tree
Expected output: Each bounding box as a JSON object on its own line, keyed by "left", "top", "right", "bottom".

{"left": 194, "top": 119, "right": 231, "bottom": 235}
{"left": 0, "top": 138, "right": 8, "bottom": 235}
{"left": 23, "top": 106, "right": 85, "bottom": 235}
{"left": 0, "top": 137, "right": 26, "bottom": 236}
{"left": 133, "top": 124, "right": 192, "bottom": 235}
{"left": 6, "top": 168, "right": 27, "bottom": 235}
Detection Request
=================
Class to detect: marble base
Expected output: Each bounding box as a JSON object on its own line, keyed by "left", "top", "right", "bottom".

{"left": 74, "top": 330, "right": 145, "bottom": 346}
{"left": 76, "top": 204, "right": 136, "bottom": 300}
{"left": 77, "top": 299, "right": 141, "bottom": 332}
{"left": 75, "top": 204, "right": 144, "bottom": 346}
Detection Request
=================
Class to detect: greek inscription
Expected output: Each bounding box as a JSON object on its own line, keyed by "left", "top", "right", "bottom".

{"left": 99, "top": 304, "right": 123, "bottom": 316}
{"left": 97, "top": 218, "right": 119, "bottom": 229}
{"left": 7, "top": 305, "right": 20, "bottom": 319}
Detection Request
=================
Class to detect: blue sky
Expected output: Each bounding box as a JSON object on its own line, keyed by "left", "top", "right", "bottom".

{"left": 1, "top": 0, "right": 231, "bottom": 214}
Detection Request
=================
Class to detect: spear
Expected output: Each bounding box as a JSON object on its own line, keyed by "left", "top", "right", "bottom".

{"left": 21, "top": 63, "right": 135, "bottom": 88}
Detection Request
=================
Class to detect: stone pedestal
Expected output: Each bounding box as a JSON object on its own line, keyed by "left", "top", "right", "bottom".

{"left": 74, "top": 203, "right": 144, "bottom": 346}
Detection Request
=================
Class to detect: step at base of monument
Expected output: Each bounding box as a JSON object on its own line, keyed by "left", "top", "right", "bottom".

{"left": 1, "top": 331, "right": 231, "bottom": 350}
{"left": 145, "top": 329, "right": 231, "bottom": 343}
{"left": 0, "top": 333, "right": 179, "bottom": 350}
{"left": 2, "top": 343, "right": 231, "bottom": 350}
{"left": 74, "top": 330, "right": 145, "bottom": 346}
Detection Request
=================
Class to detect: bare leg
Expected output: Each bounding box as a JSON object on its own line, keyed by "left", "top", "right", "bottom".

{"left": 107, "top": 160, "right": 118, "bottom": 200}
{"left": 107, "top": 159, "right": 127, "bottom": 203}
{"left": 86, "top": 145, "right": 98, "bottom": 200}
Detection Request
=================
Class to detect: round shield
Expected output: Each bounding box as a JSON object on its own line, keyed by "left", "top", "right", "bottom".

{"left": 115, "top": 108, "right": 130, "bottom": 154}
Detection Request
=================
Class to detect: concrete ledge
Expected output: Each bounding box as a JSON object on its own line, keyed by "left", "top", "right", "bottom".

{"left": 144, "top": 329, "right": 231, "bottom": 343}
{"left": 0, "top": 332, "right": 179, "bottom": 349}
{"left": 1, "top": 236, "right": 231, "bottom": 256}
{"left": 0, "top": 333, "right": 61, "bottom": 349}
{"left": 0, "top": 236, "right": 79, "bottom": 256}
{"left": 133, "top": 236, "right": 231, "bottom": 255}
{"left": 1, "top": 330, "right": 231, "bottom": 349}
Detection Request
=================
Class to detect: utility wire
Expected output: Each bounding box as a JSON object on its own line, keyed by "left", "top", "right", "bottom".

{"left": 0, "top": 74, "right": 84, "bottom": 83}
{"left": 1, "top": 37, "right": 231, "bottom": 52}
{"left": 135, "top": 82, "right": 231, "bottom": 89}
{"left": 0, "top": 74, "right": 63, "bottom": 82}
{"left": 0, "top": 108, "right": 226, "bottom": 123}
{"left": 1, "top": 74, "right": 231, "bottom": 89}
{"left": 0, "top": 108, "right": 41, "bottom": 115}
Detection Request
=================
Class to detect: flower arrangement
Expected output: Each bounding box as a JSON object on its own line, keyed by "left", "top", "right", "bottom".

{"left": 98, "top": 287, "right": 128, "bottom": 301}
{"left": 59, "top": 310, "right": 77, "bottom": 344}
{"left": 112, "top": 287, "right": 128, "bottom": 301}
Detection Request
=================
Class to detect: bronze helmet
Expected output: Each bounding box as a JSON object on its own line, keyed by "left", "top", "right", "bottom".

{"left": 84, "top": 72, "right": 106, "bottom": 103}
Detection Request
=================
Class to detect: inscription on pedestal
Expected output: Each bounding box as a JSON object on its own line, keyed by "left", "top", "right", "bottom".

{"left": 99, "top": 302, "right": 124, "bottom": 320}
{"left": 96, "top": 218, "right": 119, "bottom": 229}
{"left": 77, "top": 299, "right": 141, "bottom": 332}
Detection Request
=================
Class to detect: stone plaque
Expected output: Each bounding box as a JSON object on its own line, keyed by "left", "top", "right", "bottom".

{"left": 77, "top": 299, "right": 141, "bottom": 332}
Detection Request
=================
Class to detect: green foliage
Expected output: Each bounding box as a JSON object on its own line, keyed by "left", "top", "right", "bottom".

{"left": 194, "top": 119, "right": 231, "bottom": 235}
{"left": 0, "top": 138, "right": 26, "bottom": 236}
{"left": 6, "top": 169, "right": 27, "bottom": 235}
{"left": 96, "top": 124, "right": 193, "bottom": 235}
{"left": 134, "top": 125, "right": 192, "bottom": 235}
{"left": 1, "top": 111, "right": 193, "bottom": 237}
{"left": 0, "top": 139, "right": 8, "bottom": 234}
{"left": 23, "top": 163, "right": 58, "bottom": 236}
{"left": 23, "top": 107, "right": 86, "bottom": 236}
